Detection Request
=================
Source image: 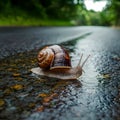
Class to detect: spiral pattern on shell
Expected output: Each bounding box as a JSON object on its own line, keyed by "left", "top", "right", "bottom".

{"left": 37, "top": 45, "right": 71, "bottom": 69}
{"left": 37, "top": 47, "right": 54, "bottom": 69}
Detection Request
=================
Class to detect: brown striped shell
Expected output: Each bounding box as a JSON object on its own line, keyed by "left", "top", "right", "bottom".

{"left": 37, "top": 45, "right": 71, "bottom": 70}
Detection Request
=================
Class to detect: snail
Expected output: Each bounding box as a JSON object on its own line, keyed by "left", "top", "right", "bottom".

{"left": 31, "top": 45, "right": 90, "bottom": 80}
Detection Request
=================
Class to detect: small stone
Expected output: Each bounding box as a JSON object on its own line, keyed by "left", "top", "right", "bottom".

{"left": 102, "top": 74, "right": 111, "bottom": 79}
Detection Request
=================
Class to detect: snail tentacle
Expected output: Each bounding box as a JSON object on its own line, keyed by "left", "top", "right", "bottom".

{"left": 81, "top": 55, "right": 90, "bottom": 68}
{"left": 77, "top": 53, "right": 83, "bottom": 67}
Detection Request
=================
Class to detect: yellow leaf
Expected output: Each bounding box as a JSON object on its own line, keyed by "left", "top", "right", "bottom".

{"left": 11, "top": 84, "right": 23, "bottom": 90}
{"left": 38, "top": 93, "right": 48, "bottom": 98}
{"left": 15, "top": 77, "right": 23, "bottom": 81}
{"left": 13, "top": 73, "right": 21, "bottom": 77}
{"left": 7, "top": 68, "right": 13, "bottom": 71}
{"left": 43, "top": 93, "right": 58, "bottom": 103}
{"left": 0, "top": 99, "right": 5, "bottom": 107}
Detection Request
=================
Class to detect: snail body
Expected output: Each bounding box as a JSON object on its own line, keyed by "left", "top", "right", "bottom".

{"left": 31, "top": 45, "right": 89, "bottom": 80}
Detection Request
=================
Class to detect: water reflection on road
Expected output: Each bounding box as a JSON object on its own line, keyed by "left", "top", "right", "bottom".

{"left": 61, "top": 35, "right": 120, "bottom": 120}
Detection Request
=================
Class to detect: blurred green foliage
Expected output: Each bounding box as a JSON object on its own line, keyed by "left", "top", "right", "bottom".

{"left": 0, "top": 0, "right": 119, "bottom": 26}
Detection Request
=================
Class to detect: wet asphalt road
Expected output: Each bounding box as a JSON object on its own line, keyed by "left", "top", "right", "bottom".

{"left": 0, "top": 26, "right": 91, "bottom": 59}
{"left": 0, "top": 26, "right": 120, "bottom": 120}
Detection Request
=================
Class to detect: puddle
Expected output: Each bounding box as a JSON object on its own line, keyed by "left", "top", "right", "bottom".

{"left": 0, "top": 37, "right": 120, "bottom": 120}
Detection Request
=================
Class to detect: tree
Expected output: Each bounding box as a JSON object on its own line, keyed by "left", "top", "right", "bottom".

{"left": 104, "top": 0, "right": 120, "bottom": 26}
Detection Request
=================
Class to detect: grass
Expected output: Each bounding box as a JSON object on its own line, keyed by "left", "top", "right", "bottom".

{"left": 0, "top": 16, "right": 74, "bottom": 26}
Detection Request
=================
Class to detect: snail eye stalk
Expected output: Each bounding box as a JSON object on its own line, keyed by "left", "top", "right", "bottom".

{"left": 77, "top": 53, "right": 83, "bottom": 67}
{"left": 81, "top": 55, "right": 90, "bottom": 68}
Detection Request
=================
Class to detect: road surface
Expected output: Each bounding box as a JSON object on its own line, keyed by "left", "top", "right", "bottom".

{"left": 0, "top": 26, "right": 91, "bottom": 59}
{"left": 0, "top": 26, "right": 120, "bottom": 120}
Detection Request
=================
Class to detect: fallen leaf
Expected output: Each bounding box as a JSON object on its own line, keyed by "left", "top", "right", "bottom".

{"left": 50, "top": 93, "right": 58, "bottom": 98}
{"left": 15, "top": 77, "right": 23, "bottom": 81}
{"left": 43, "top": 97, "right": 51, "bottom": 103}
{"left": 28, "top": 103, "right": 35, "bottom": 108}
{"left": 11, "top": 84, "right": 23, "bottom": 90}
{"left": 36, "top": 106, "right": 44, "bottom": 112}
{"left": 13, "top": 73, "right": 21, "bottom": 77}
{"left": 7, "top": 68, "right": 13, "bottom": 71}
{"left": 37, "top": 93, "right": 48, "bottom": 98}
{"left": 0, "top": 99, "right": 5, "bottom": 107}
{"left": 43, "top": 93, "right": 58, "bottom": 103}
{"left": 4, "top": 88, "right": 12, "bottom": 95}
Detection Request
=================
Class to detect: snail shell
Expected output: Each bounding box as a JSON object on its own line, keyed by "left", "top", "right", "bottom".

{"left": 37, "top": 45, "right": 71, "bottom": 70}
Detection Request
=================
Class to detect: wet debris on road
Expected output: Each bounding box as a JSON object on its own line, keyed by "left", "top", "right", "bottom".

{"left": 0, "top": 45, "right": 120, "bottom": 120}
{"left": 0, "top": 50, "right": 81, "bottom": 120}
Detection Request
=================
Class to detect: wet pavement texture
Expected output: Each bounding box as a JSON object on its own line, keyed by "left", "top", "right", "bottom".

{"left": 0, "top": 26, "right": 120, "bottom": 120}
{"left": 0, "top": 26, "right": 91, "bottom": 59}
